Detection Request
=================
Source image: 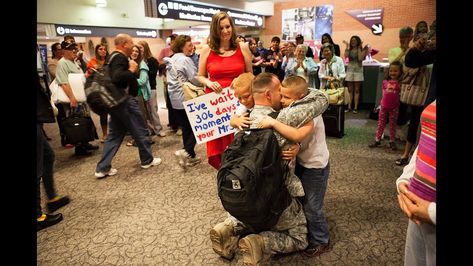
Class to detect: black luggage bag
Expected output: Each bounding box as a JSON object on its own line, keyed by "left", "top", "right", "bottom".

{"left": 61, "top": 109, "right": 97, "bottom": 145}
{"left": 322, "top": 104, "right": 345, "bottom": 138}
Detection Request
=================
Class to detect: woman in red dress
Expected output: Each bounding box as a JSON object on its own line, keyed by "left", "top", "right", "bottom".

{"left": 198, "top": 11, "right": 253, "bottom": 169}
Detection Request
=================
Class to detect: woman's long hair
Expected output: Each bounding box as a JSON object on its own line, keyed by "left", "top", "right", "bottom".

{"left": 138, "top": 40, "right": 153, "bottom": 61}
{"left": 208, "top": 11, "right": 237, "bottom": 54}
{"left": 95, "top": 43, "right": 109, "bottom": 61}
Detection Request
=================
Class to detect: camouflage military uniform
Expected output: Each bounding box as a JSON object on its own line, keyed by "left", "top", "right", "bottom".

{"left": 224, "top": 198, "right": 308, "bottom": 254}
{"left": 274, "top": 88, "right": 329, "bottom": 197}
{"left": 274, "top": 88, "right": 329, "bottom": 147}
{"left": 221, "top": 91, "right": 328, "bottom": 256}
{"left": 250, "top": 89, "right": 329, "bottom": 198}
{"left": 244, "top": 105, "right": 309, "bottom": 255}
{"left": 260, "top": 196, "right": 308, "bottom": 254}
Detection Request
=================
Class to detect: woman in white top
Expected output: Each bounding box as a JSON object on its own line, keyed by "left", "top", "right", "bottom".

{"left": 285, "top": 44, "right": 318, "bottom": 88}
{"left": 343, "top": 35, "right": 369, "bottom": 113}
{"left": 318, "top": 43, "right": 346, "bottom": 91}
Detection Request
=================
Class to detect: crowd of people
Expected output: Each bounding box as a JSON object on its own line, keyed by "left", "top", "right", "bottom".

{"left": 38, "top": 12, "right": 436, "bottom": 265}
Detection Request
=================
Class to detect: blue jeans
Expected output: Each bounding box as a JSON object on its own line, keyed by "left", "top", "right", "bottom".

{"left": 96, "top": 97, "right": 154, "bottom": 172}
{"left": 37, "top": 124, "right": 57, "bottom": 217}
{"left": 295, "top": 162, "right": 330, "bottom": 247}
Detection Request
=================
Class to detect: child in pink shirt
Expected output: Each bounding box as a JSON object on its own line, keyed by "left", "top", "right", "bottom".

{"left": 369, "top": 61, "right": 403, "bottom": 150}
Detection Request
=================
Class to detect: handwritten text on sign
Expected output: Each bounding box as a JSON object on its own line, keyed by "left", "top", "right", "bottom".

{"left": 184, "top": 87, "right": 239, "bottom": 144}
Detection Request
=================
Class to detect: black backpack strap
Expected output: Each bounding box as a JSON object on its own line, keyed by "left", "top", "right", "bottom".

{"left": 105, "top": 52, "right": 120, "bottom": 66}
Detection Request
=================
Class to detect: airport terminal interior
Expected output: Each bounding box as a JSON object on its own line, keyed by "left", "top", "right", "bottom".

{"left": 37, "top": 0, "right": 436, "bottom": 265}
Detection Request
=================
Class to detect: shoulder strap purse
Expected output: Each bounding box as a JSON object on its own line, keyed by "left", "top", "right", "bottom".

{"left": 171, "top": 60, "right": 205, "bottom": 101}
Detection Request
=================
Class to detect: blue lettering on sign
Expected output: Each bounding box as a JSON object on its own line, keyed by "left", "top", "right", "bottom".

{"left": 186, "top": 102, "right": 207, "bottom": 113}
{"left": 218, "top": 124, "right": 230, "bottom": 134}
{"left": 194, "top": 112, "right": 232, "bottom": 132}
{"left": 195, "top": 110, "right": 214, "bottom": 124}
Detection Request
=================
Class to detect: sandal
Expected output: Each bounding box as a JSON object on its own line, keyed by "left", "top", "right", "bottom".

{"left": 395, "top": 157, "right": 409, "bottom": 166}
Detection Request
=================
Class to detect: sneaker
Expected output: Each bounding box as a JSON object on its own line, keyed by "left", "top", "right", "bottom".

{"left": 344, "top": 109, "right": 351, "bottom": 113}
{"left": 176, "top": 128, "right": 183, "bottom": 136}
{"left": 368, "top": 140, "right": 381, "bottom": 148}
{"left": 302, "top": 242, "right": 331, "bottom": 257}
{"left": 141, "top": 157, "right": 162, "bottom": 169}
{"left": 175, "top": 150, "right": 201, "bottom": 167}
{"left": 352, "top": 109, "right": 358, "bottom": 114}
{"left": 37, "top": 213, "right": 63, "bottom": 232}
{"left": 174, "top": 149, "right": 185, "bottom": 156}
{"left": 238, "top": 234, "right": 265, "bottom": 266}
{"left": 47, "top": 196, "right": 71, "bottom": 213}
{"left": 210, "top": 221, "right": 239, "bottom": 259}
{"left": 95, "top": 168, "right": 118, "bottom": 179}
{"left": 174, "top": 149, "right": 186, "bottom": 165}
{"left": 186, "top": 157, "right": 202, "bottom": 167}
{"left": 389, "top": 141, "right": 397, "bottom": 151}
{"left": 175, "top": 149, "right": 188, "bottom": 166}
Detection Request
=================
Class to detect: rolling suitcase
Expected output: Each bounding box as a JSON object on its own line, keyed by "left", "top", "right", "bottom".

{"left": 322, "top": 104, "right": 345, "bottom": 138}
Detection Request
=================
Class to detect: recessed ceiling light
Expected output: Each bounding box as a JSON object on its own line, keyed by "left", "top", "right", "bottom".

{"left": 96, "top": 0, "right": 107, "bottom": 8}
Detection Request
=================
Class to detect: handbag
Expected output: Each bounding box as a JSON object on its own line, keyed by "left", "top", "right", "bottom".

{"left": 322, "top": 79, "right": 347, "bottom": 105}
{"left": 50, "top": 73, "right": 87, "bottom": 103}
{"left": 171, "top": 62, "right": 205, "bottom": 101}
{"left": 61, "top": 105, "right": 97, "bottom": 145}
{"left": 400, "top": 67, "right": 429, "bottom": 106}
{"left": 182, "top": 82, "right": 205, "bottom": 101}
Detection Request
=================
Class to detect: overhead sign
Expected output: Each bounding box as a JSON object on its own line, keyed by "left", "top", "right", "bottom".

{"left": 54, "top": 24, "right": 158, "bottom": 38}
{"left": 346, "top": 8, "right": 384, "bottom": 34}
{"left": 155, "top": 0, "right": 264, "bottom": 27}
{"left": 184, "top": 87, "right": 238, "bottom": 144}
{"left": 371, "top": 23, "right": 383, "bottom": 35}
